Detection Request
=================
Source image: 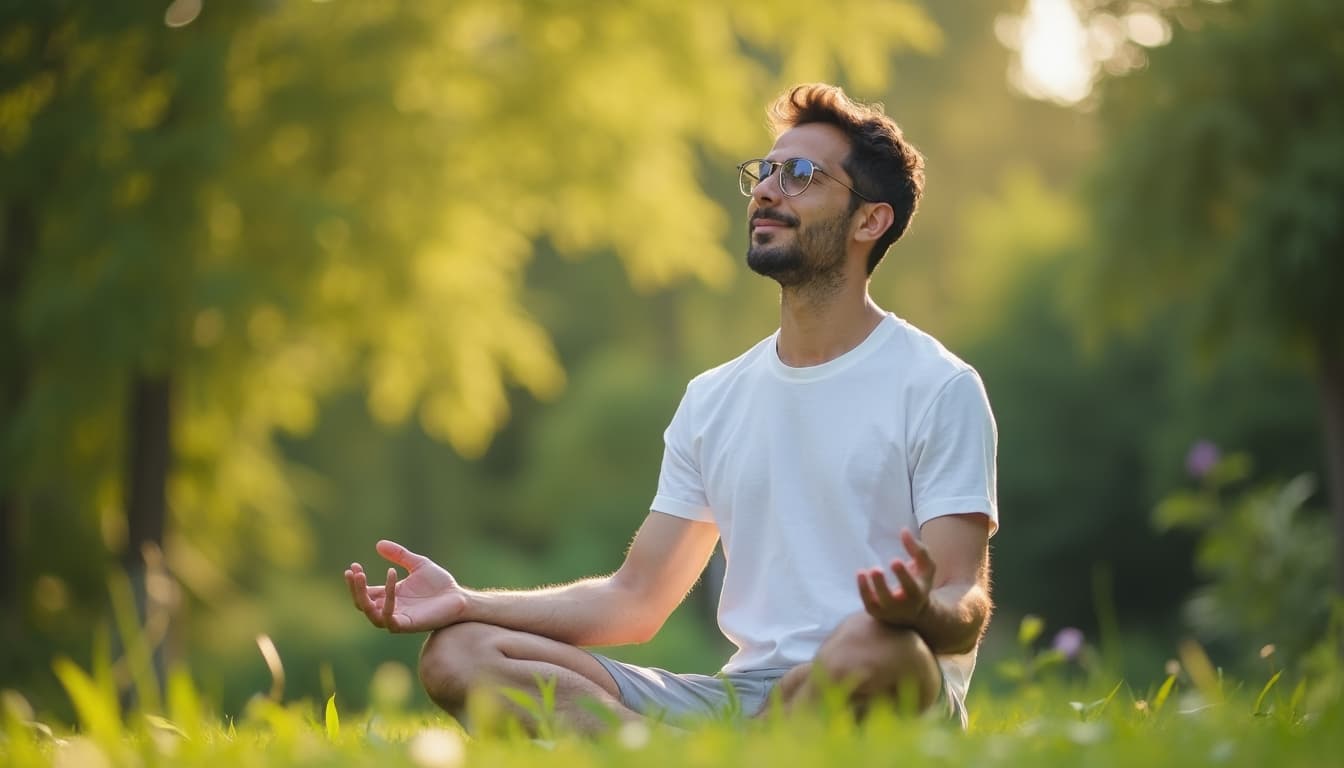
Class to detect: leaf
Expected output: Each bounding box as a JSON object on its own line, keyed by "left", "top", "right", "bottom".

{"left": 1289, "top": 679, "right": 1307, "bottom": 718}
{"left": 997, "top": 660, "right": 1026, "bottom": 682}
{"left": 1178, "top": 639, "right": 1223, "bottom": 703}
{"left": 1031, "top": 649, "right": 1067, "bottom": 674}
{"left": 1074, "top": 682, "right": 1124, "bottom": 721}
{"left": 166, "top": 665, "right": 203, "bottom": 741}
{"left": 1018, "top": 615, "right": 1044, "bottom": 648}
{"left": 108, "top": 570, "right": 162, "bottom": 715}
{"left": 325, "top": 694, "right": 340, "bottom": 740}
{"left": 144, "top": 714, "right": 187, "bottom": 738}
{"left": 51, "top": 657, "right": 121, "bottom": 747}
{"left": 1152, "top": 673, "right": 1178, "bottom": 714}
{"left": 1153, "top": 493, "right": 1214, "bottom": 531}
{"left": 577, "top": 696, "right": 622, "bottom": 729}
{"left": 1253, "top": 670, "right": 1282, "bottom": 716}
{"left": 497, "top": 688, "right": 542, "bottom": 719}
{"left": 533, "top": 674, "right": 557, "bottom": 718}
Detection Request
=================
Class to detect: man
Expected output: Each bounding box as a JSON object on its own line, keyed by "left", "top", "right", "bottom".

{"left": 346, "top": 83, "right": 997, "bottom": 732}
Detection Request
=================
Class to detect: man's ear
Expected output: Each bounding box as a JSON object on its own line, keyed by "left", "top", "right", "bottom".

{"left": 853, "top": 202, "right": 895, "bottom": 245}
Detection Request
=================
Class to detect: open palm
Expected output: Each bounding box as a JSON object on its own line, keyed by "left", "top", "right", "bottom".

{"left": 344, "top": 540, "right": 469, "bottom": 633}
{"left": 857, "top": 528, "right": 936, "bottom": 626}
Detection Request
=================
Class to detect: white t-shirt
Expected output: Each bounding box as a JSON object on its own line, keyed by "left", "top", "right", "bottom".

{"left": 651, "top": 313, "right": 998, "bottom": 702}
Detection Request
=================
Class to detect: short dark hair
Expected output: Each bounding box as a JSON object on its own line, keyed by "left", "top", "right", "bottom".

{"left": 768, "top": 83, "right": 925, "bottom": 274}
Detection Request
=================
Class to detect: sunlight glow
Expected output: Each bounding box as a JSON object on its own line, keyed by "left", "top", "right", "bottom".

{"left": 999, "top": 0, "right": 1175, "bottom": 105}
{"left": 1013, "top": 0, "right": 1093, "bottom": 104}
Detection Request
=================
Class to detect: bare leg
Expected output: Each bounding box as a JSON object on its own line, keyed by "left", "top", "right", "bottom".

{"left": 773, "top": 612, "right": 942, "bottom": 719}
{"left": 419, "top": 622, "right": 641, "bottom": 736}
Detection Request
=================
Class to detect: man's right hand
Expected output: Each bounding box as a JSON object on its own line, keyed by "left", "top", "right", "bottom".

{"left": 345, "top": 540, "right": 469, "bottom": 633}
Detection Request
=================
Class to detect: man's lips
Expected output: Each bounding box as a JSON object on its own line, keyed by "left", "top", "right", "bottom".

{"left": 751, "top": 216, "right": 793, "bottom": 233}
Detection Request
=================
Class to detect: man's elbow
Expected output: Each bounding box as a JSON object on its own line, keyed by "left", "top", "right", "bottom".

{"left": 628, "top": 617, "right": 664, "bottom": 645}
{"left": 602, "top": 575, "right": 672, "bottom": 645}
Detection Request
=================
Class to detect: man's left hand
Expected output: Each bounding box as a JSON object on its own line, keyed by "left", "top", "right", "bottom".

{"left": 857, "top": 528, "right": 936, "bottom": 626}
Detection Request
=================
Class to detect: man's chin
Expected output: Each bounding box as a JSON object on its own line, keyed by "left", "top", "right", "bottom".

{"left": 746, "top": 249, "right": 803, "bottom": 283}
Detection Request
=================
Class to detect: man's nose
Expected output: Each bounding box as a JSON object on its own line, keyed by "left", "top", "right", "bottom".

{"left": 750, "top": 170, "right": 780, "bottom": 207}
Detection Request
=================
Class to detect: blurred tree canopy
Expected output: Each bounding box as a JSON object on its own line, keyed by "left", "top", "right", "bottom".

{"left": 1081, "top": 0, "right": 1344, "bottom": 593}
{"left": 0, "top": 0, "right": 941, "bottom": 701}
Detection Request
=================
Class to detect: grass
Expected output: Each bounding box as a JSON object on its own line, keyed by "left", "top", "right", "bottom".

{"left": 2, "top": 646, "right": 1342, "bottom": 768}
{"left": 3, "top": 591, "right": 1341, "bottom": 767}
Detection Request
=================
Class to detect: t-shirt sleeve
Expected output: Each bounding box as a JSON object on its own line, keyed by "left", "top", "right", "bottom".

{"left": 909, "top": 370, "right": 999, "bottom": 536}
{"left": 650, "top": 387, "right": 714, "bottom": 522}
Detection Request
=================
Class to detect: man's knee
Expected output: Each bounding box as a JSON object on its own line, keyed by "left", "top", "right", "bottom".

{"left": 812, "top": 614, "right": 942, "bottom": 711}
{"left": 418, "top": 622, "right": 501, "bottom": 711}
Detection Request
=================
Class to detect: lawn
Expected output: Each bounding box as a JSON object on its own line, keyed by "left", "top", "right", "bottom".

{"left": 2, "top": 645, "right": 1341, "bottom": 768}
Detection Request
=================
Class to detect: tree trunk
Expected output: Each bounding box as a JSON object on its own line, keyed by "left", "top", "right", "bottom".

{"left": 120, "top": 374, "right": 173, "bottom": 703}
{"left": 0, "top": 202, "right": 36, "bottom": 630}
{"left": 124, "top": 375, "right": 172, "bottom": 572}
{"left": 1318, "top": 347, "right": 1344, "bottom": 599}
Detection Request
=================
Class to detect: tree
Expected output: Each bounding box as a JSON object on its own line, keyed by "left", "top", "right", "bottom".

{"left": 0, "top": 0, "right": 940, "bottom": 674}
{"left": 1082, "top": 0, "right": 1344, "bottom": 593}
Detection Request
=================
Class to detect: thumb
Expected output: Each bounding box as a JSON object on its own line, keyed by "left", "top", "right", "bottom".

{"left": 376, "top": 539, "right": 427, "bottom": 570}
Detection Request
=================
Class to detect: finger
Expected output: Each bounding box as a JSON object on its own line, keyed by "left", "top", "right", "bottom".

{"left": 345, "top": 567, "right": 367, "bottom": 608}
{"left": 345, "top": 568, "right": 369, "bottom": 609}
{"left": 869, "top": 568, "right": 903, "bottom": 609}
{"left": 346, "top": 564, "right": 362, "bottom": 607}
{"left": 901, "top": 529, "right": 935, "bottom": 572}
{"left": 857, "top": 572, "right": 883, "bottom": 615}
{"left": 376, "top": 539, "right": 428, "bottom": 571}
{"left": 350, "top": 568, "right": 386, "bottom": 628}
{"left": 891, "top": 560, "right": 926, "bottom": 602}
{"left": 381, "top": 567, "right": 398, "bottom": 631}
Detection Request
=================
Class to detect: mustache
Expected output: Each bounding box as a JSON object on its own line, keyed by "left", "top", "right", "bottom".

{"left": 751, "top": 210, "right": 798, "bottom": 227}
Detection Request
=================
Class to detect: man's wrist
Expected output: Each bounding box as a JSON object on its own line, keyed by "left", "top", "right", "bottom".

{"left": 462, "top": 588, "right": 488, "bottom": 623}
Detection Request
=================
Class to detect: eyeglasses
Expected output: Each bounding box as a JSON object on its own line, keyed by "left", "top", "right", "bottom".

{"left": 736, "top": 157, "right": 874, "bottom": 201}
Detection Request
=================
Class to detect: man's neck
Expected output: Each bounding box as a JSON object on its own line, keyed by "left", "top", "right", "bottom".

{"left": 776, "top": 279, "right": 885, "bottom": 368}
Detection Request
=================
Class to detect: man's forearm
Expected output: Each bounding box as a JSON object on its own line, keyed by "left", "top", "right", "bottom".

{"left": 458, "top": 575, "right": 655, "bottom": 647}
{"left": 907, "top": 582, "right": 992, "bottom": 656}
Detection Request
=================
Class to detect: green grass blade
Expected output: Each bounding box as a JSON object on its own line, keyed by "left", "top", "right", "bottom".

{"left": 325, "top": 694, "right": 340, "bottom": 740}
{"left": 108, "top": 570, "right": 163, "bottom": 714}
{"left": 52, "top": 657, "right": 122, "bottom": 747}
{"left": 1152, "top": 674, "right": 1178, "bottom": 714}
{"left": 166, "top": 665, "right": 204, "bottom": 741}
{"left": 498, "top": 688, "right": 542, "bottom": 719}
{"left": 1253, "top": 670, "right": 1282, "bottom": 716}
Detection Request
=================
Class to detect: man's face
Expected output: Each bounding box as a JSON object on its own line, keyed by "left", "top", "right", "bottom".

{"left": 745, "top": 123, "right": 860, "bottom": 288}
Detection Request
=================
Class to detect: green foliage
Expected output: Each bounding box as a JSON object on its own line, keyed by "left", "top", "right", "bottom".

{"left": 1154, "top": 454, "right": 1334, "bottom": 664}
{"left": 1086, "top": 0, "right": 1344, "bottom": 349}
{"left": 0, "top": 0, "right": 941, "bottom": 705}
{"left": 0, "top": 0, "right": 939, "bottom": 551}
{"left": 2, "top": 646, "right": 1342, "bottom": 767}
{"left": 1077, "top": 0, "right": 1344, "bottom": 606}
{"left": 964, "top": 245, "right": 1322, "bottom": 640}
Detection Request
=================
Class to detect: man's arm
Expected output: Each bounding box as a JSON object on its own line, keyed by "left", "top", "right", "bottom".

{"left": 465, "top": 512, "right": 718, "bottom": 646}
{"left": 347, "top": 511, "right": 719, "bottom": 647}
{"left": 857, "top": 513, "right": 992, "bottom": 656}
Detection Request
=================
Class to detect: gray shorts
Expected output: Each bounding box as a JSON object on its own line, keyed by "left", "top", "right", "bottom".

{"left": 589, "top": 653, "right": 967, "bottom": 727}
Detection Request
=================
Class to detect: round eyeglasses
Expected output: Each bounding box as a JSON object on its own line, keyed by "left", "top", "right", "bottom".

{"left": 737, "top": 157, "right": 874, "bottom": 201}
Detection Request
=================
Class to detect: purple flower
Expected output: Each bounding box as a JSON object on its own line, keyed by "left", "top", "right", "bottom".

{"left": 1185, "top": 440, "right": 1220, "bottom": 480}
{"left": 1052, "top": 627, "right": 1085, "bottom": 661}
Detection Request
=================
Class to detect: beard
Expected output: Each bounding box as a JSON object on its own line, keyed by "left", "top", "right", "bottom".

{"left": 746, "top": 207, "right": 850, "bottom": 291}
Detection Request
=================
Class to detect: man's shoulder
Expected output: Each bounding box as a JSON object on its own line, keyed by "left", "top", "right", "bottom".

{"left": 685, "top": 332, "right": 776, "bottom": 394}
{"left": 881, "top": 315, "right": 980, "bottom": 386}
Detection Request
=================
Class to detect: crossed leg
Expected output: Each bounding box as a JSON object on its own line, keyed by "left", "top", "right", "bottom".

{"left": 774, "top": 612, "right": 943, "bottom": 719}
{"left": 418, "top": 622, "right": 640, "bottom": 735}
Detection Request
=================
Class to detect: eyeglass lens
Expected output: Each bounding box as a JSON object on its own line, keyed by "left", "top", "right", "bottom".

{"left": 739, "top": 158, "right": 816, "bottom": 197}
